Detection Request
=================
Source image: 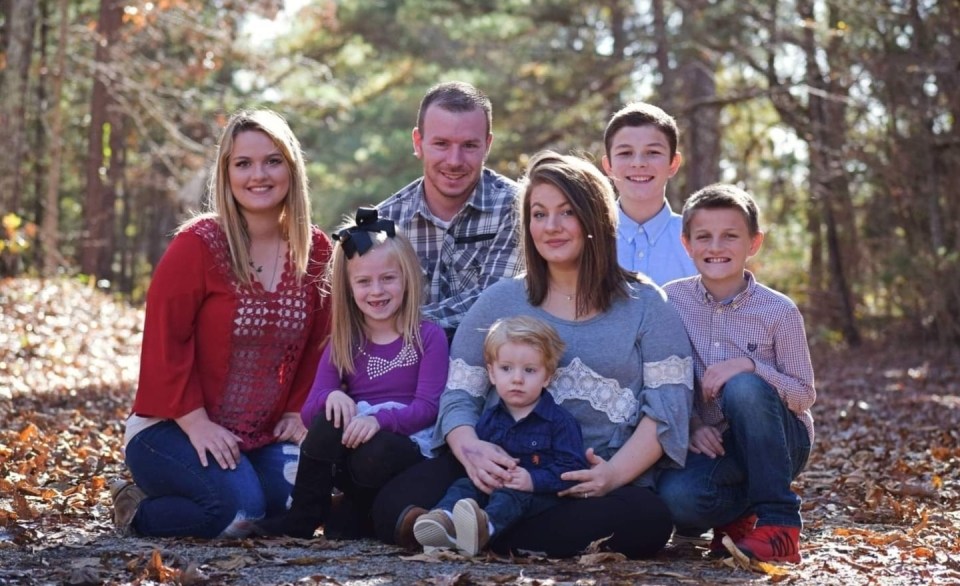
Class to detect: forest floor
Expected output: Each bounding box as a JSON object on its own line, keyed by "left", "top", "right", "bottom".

{"left": 1, "top": 277, "right": 959, "bottom": 585}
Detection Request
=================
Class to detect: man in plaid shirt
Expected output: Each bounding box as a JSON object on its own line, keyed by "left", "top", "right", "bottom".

{"left": 378, "top": 81, "right": 521, "bottom": 339}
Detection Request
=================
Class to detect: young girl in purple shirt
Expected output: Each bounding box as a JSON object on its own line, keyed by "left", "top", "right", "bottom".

{"left": 255, "top": 207, "right": 448, "bottom": 539}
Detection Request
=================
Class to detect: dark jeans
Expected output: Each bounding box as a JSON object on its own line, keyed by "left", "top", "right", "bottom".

{"left": 125, "top": 420, "right": 298, "bottom": 538}
{"left": 435, "top": 478, "right": 561, "bottom": 535}
{"left": 657, "top": 373, "right": 811, "bottom": 531}
{"left": 371, "top": 451, "right": 673, "bottom": 558}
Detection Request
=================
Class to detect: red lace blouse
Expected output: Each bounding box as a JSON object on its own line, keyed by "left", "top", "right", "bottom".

{"left": 132, "top": 218, "right": 332, "bottom": 450}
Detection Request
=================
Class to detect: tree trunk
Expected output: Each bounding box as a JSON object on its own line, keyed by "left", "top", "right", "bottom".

{"left": 32, "top": 0, "right": 50, "bottom": 228}
{"left": 799, "top": 0, "right": 860, "bottom": 346}
{"left": 0, "top": 0, "right": 37, "bottom": 213}
{"left": 680, "top": 58, "right": 721, "bottom": 196}
{"left": 40, "top": 0, "right": 70, "bottom": 275}
{"left": 81, "top": 0, "right": 122, "bottom": 280}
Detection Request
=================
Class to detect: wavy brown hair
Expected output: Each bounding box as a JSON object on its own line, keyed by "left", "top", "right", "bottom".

{"left": 519, "top": 151, "right": 638, "bottom": 317}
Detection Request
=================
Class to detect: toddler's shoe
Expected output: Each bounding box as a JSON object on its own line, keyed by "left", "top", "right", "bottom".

{"left": 109, "top": 479, "right": 146, "bottom": 536}
{"left": 735, "top": 524, "right": 801, "bottom": 564}
{"left": 413, "top": 509, "right": 457, "bottom": 549}
{"left": 452, "top": 498, "right": 490, "bottom": 557}
{"left": 709, "top": 513, "right": 757, "bottom": 558}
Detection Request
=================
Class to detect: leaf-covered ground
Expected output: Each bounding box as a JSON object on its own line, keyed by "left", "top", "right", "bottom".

{"left": 2, "top": 278, "right": 959, "bottom": 585}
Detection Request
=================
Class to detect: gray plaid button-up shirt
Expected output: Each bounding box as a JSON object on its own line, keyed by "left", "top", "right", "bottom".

{"left": 378, "top": 168, "right": 522, "bottom": 335}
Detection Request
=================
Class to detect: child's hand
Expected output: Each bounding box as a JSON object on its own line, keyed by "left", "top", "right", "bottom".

{"left": 273, "top": 412, "right": 307, "bottom": 444}
{"left": 504, "top": 467, "right": 533, "bottom": 492}
{"left": 701, "top": 357, "right": 755, "bottom": 400}
{"left": 689, "top": 423, "right": 725, "bottom": 458}
{"left": 325, "top": 390, "right": 357, "bottom": 429}
{"left": 341, "top": 415, "right": 379, "bottom": 448}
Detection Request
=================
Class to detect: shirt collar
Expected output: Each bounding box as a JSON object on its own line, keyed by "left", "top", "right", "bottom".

{"left": 617, "top": 201, "right": 672, "bottom": 243}
{"left": 693, "top": 270, "right": 758, "bottom": 308}
{"left": 414, "top": 168, "right": 499, "bottom": 223}
{"left": 493, "top": 388, "right": 559, "bottom": 422}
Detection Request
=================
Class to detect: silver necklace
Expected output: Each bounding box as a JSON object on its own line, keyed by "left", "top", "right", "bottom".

{"left": 250, "top": 238, "right": 282, "bottom": 290}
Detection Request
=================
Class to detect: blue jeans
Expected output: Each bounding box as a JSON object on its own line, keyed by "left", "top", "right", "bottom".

{"left": 657, "top": 373, "right": 811, "bottom": 531}
{"left": 125, "top": 420, "right": 299, "bottom": 538}
{"left": 435, "top": 477, "right": 562, "bottom": 535}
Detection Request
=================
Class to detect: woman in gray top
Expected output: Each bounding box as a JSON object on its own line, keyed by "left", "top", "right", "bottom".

{"left": 371, "top": 151, "right": 694, "bottom": 558}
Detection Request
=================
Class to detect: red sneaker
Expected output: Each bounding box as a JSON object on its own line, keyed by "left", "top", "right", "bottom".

{"left": 735, "top": 524, "right": 801, "bottom": 564}
{"left": 709, "top": 514, "right": 757, "bottom": 557}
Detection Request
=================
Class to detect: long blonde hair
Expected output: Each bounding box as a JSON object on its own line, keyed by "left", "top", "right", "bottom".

{"left": 328, "top": 228, "right": 425, "bottom": 375}
{"left": 181, "top": 109, "right": 312, "bottom": 286}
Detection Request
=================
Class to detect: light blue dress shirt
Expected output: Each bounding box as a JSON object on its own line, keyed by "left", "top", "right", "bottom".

{"left": 616, "top": 201, "right": 697, "bottom": 286}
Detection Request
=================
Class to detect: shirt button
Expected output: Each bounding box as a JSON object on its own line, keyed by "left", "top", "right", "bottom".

{"left": 714, "top": 341, "right": 720, "bottom": 347}
{"left": 531, "top": 440, "right": 538, "bottom": 446}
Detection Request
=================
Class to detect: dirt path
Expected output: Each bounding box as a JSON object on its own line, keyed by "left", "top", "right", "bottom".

{"left": 2, "top": 279, "right": 958, "bottom": 584}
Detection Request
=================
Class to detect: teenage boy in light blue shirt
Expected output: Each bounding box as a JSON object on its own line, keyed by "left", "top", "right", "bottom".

{"left": 602, "top": 102, "right": 696, "bottom": 286}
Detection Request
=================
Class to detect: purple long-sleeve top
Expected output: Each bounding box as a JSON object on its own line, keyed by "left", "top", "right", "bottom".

{"left": 300, "top": 320, "right": 448, "bottom": 436}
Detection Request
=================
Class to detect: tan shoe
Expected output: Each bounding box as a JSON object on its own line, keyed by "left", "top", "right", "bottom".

{"left": 109, "top": 479, "right": 146, "bottom": 536}
{"left": 452, "top": 498, "right": 490, "bottom": 556}
{"left": 413, "top": 509, "right": 456, "bottom": 549}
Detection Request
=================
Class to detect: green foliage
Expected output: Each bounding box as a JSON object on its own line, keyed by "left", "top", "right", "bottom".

{"left": 8, "top": 0, "right": 958, "bottom": 342}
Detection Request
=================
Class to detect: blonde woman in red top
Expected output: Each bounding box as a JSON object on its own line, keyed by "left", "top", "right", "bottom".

{"left": 110, "top": 109, "right": 333, "bottom": 538}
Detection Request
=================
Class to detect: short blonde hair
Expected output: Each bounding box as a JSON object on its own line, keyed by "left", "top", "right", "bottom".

{"left": 181, "top": 109, "right": 312, "bottom": 287}
{"left": 327, "top": 227, "right": 424, "bottom": 375}
{"left": 483, "top": 316, "right": 566, "bottom": 377}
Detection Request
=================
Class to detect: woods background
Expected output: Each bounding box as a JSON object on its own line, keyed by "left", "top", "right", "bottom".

{"left": 1, "top": 0, "right": 958, "bottom": 347}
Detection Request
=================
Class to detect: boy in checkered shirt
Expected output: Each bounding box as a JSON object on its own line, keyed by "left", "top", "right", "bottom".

{"left": 657, "top": 183, "right": 816, "bottom": 564}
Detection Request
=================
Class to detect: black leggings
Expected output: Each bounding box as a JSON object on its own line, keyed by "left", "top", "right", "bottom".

{"left": 303, "top": 415, "right": 423, "bottom": 501}
{"left": 370, "top": 451, "right": 674, "bottom": 558}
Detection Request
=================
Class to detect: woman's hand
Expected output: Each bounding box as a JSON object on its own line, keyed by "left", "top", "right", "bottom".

{"left": 689, "top": 423, "right": 725, "bottom": 458}
{"left": 448, "top": 427, "right": 517, "bottom": 495}
{"left": 341, "top": 415, "right": 379, "bottom": 448}
{"left": 273, "top": 412, "right": 307, "bottom": 444}
{"left": 176, "top": 408, "right": 242, "bottom": 470}
{"left": 558, "top": 448, "right": 621, "bottom": 499}
{"left": 325, "top": 390, "right": 357, "bottom": 429}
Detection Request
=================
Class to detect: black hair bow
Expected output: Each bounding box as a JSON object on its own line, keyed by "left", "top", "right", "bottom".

{"left": 332, "top": 207, "right": 396, "bottom": 258}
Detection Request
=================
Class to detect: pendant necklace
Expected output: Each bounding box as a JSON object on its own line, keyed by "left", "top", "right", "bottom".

{"left": 250, "top": 237, "right": 282, "bottom": 290}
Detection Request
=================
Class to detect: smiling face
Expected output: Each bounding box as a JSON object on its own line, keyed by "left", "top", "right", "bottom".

{"left": 412, "top": 105, "right": 492, "bottom": 219}
{"left": 228, "top": 130, "right": 290, "bottom": 219}
{"left": 487, "top": 341, "right": 550, "bottom": 419}
{"left": 528, "top": 182, "right": 585, "bottom": 271}
{"left": 683, "top": 207, "right": 764, "bottom": 299}
{"left": 602, "top": 125, "right": 682, "bottom": 211}
{"left": 347, "top": 244, "right": 405, "bottom": 336}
